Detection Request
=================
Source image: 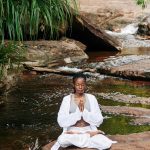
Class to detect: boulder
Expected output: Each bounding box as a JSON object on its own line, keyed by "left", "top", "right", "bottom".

{"left": 75, "top": 11, "right": 122, "bottom": 50}
{"left": 78, "top": 0, "right": 150, "bottom": 31}
{"left": 23, "top": 38, "right": 88, "bottom": 68}
{"left": 77, "top": 0, "right": 150, "bottom": 50}
{"left": 43, "top": 131, "right": 150, "bottom": 150}
{"left": 138, "top": 16, "right": 150, "bottom": 36}
{"left": 93, "top": 55, "right": 150, "bottom": 80}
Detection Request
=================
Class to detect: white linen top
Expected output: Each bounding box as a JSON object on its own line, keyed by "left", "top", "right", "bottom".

{"left": 57, "top": 93, "right": 103, "bottom": 132}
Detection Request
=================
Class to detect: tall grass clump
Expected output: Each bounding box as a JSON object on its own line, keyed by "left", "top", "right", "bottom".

{"left": 0, "top": 0, "right": 78, "bottom": 41}
{"left": 0, "top": 0, "right": 78, "bottom": 79}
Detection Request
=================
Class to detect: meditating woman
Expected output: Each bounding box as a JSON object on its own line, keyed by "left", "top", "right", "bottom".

{"left": 51, "top": 73, "right": 117, "bottom": 150}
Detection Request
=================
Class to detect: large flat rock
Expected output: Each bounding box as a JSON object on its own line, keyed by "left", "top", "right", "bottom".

{"left": 110, "top": 131, "right": 150, "bottom": 150}
{"left": 96, "top": 92, "right": 150, "bottom": 105}
{"left": 23, "top": 39, "right": 88, "bottom": 68}
{"left": 76, "top": 0, "right": 150, "bottom": 50}
{"left": 102, "top": 106, "right": 150, "bottom": 117}
{"left": 42, "top": 131, "right": 150, "bottom": 150}
{"left": 78, "top": 0, "right": 150, "bottom": 15}
{"left": 94, "top": 55, "right": 150, "bottom": 80}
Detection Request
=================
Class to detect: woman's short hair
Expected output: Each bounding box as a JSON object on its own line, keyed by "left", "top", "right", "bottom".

{"left": 73, "top": 73, "right": 86, "bottom": 83}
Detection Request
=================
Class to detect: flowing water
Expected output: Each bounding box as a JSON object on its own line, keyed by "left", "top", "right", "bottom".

{"left": 0, "top": 51, "right": 150, "bottom": 149}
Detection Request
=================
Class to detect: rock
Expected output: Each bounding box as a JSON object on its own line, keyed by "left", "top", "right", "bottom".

{"left": 77, "top": 0, "right": 150, "bottom": 50}
{"left": 76, "top": 12, "right": 122, "bottom": 50}
{"left": 78, "top": 0, "right": 150, "bottom": 29}
{"left": 101, "top": 105, "right": 150, "bottom": 125}
{"left": 138, "top": 16, "right": 150, "bottom": 36}
{"left": 102, "top": 105, "right": 150, "bottom": 117}
{"left": 110, "top": 131, "right": 150, "bottom": 150}
{"left": 94, "top": 55, "right": 150, "bottom": 80}
{"left": 0, "top": 73, "right": 19, "bottom": 94}
{"left": 96, "top": 92, "right": 150, "bottom": 105}
{"left": 23, "top": 38, "right": 88, "bottom": 68}
{"left": 131, "top": 118, "right": 150, "bottom": 125}
{"left": 43, "top": 131, "right": 150, "bottom": 150}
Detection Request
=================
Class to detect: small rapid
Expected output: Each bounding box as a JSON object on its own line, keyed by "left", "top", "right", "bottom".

{"left": 106, "top": 23, "right": 150, "bottom": 48}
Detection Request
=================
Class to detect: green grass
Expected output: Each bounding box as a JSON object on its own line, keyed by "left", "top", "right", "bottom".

{"left": 0, "top": 0, "right": 78, "bottom": 42}
{"left": 100, "top": 114, "right": 150, "bottom": 135}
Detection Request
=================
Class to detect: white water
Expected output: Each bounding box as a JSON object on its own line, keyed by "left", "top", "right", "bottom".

{"left": 58, "top": 66, "right": 82, "bottom": 72}
{"left": 106, "top": 23, "right": 138, "bottom": 35}
{"left": 106, "top": 23, "right": 150, "bottom": 48}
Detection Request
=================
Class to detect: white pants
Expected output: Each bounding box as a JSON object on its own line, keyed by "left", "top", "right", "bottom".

{"left": 51, "top": 126, "right": 117, "bottom": 150}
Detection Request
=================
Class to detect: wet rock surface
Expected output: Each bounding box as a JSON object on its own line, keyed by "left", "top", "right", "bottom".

{"left": 78, "top": 0, "right": 150, "bottom": 49}
{"left": 102, "top": 106, "right": 150, "bottom": 125}
{"left": 96, "top": 92, "right": 150, "bottom": 105}
{"left": 46, "top": 54, "right": 150, "bottom": 80}
{"left": 102, "top": 106, "right": 150, "bottom": 117}
{"left": 133, "top": 118, "right": 150, "bottom": 125}
{"left": 90, "top": 55, "right": 150, "bottom": 80}
{"left": 138, "top": 15, "right": 150, "bottom": 36}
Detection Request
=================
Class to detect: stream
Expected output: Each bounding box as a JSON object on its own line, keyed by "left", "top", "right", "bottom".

{"left": 0, "top": 49, "right": 150, "bottom": 149}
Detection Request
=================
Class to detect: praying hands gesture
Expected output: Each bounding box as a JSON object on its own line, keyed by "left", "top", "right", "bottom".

{"left": 78, "top": 98, "right": 84, "bottom": 112}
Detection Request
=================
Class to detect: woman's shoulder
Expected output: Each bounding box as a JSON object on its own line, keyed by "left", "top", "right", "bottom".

{"left": 85, "top": 93, "right": 96, "bottom": 99}
{"left": 63, "top": 94, "right": 71, "bottom": 100}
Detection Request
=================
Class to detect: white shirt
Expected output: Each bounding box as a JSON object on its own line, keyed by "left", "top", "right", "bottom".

{"left": 57, "top": 93, "right": 103, "bottom": 132}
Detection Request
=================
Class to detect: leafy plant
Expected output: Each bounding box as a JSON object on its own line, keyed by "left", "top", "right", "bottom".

{"left": 0, "top": 0, "right": 78, "bottom": 79}
{"left": 136, "top": 0, "right": 150, "bottom": 8}
{"left": 0, "top": 42, "right": 25, "bottom": 78}
{"left": 0, "top": 0, "right": 78, "bottom": 42}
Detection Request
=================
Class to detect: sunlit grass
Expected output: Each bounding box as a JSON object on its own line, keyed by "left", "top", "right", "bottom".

{"left": 100, "top": 114, "right": 150, "bottom": 135}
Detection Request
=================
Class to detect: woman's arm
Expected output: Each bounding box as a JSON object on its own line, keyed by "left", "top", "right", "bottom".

{"left": 82, "top": 95, "right": 103, "bottom": 127}
{"left": 57, "top": 96, "right": 82, "bottom": 128}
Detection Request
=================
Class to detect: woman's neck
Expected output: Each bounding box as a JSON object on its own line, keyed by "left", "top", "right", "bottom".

{"left": 74, "top": 93, "right": 84, "bottom": 98}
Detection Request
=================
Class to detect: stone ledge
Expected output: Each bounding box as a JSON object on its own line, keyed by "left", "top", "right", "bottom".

{"left": 42, "top": 131, "right": 150, "bottom": 150}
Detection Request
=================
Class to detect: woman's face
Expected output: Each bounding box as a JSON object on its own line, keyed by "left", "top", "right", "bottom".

{"left": 74, "top": 78, "right": 86, "bottom": 94}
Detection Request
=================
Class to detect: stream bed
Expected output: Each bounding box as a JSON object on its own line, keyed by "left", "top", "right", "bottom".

{"left": 0, "top": 50, "right": 150, "bottom": 149}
